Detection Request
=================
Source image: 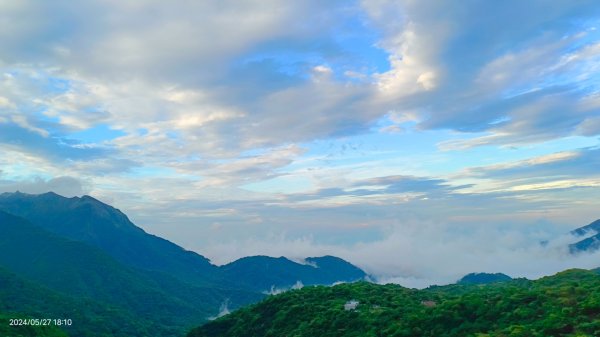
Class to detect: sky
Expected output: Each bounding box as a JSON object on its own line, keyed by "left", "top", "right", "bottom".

{"left": 1, "top": 0, "right": 600, "bottom": 287}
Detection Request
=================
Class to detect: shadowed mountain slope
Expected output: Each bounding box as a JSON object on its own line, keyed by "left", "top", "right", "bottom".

{"left": 0, "top": 192, "right": 217, "bottom": 285}
{"left": 0, "top": 210, "right": 262, "bottom": 336}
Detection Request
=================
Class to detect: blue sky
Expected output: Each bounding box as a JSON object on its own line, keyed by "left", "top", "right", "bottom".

{"left": 1, "top": 0, "right": 600, "bottom": 286}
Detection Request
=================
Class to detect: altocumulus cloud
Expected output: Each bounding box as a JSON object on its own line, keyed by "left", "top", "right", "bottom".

{"left": 0, "top": 176, "right": 87, "bottom": 197}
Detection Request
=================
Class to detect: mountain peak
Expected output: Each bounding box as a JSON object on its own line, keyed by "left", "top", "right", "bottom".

{"left": 0, "top": 191, "right": 216, "bottom": 281}
{"left": 40, "top": 191, "right": 60, "bottom": 197}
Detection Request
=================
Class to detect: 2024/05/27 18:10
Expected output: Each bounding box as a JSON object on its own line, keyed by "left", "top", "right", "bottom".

{"left": 9, "top": 318, "right": 73, "bottom": 326}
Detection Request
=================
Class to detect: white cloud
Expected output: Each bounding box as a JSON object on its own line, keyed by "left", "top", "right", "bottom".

{"left": 199, "top": 218, "right": 600, "bottom": 288}
{"left": 363, "top": 0, "right": 600, "bottom": 146}
{"left": 0, "top": 176, "right": 87, "bottom": 197}
{"left": 3, "top": 0, "right": 599, "bottom": 164}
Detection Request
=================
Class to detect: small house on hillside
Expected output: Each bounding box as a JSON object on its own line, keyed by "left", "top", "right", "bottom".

{"left": 344, "top": 300, "right": 359, "bottom": 311}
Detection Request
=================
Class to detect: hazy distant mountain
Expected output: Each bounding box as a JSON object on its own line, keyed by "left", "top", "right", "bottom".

{"left": 569, "top": 219, "right": 600, "bottom": 253}
{"left": 221, "top": 255, "right": 366, "bottom": 292}
{"left": 457, "top": 272, "right": 512, "bottom": 284}
{"left": 571, "top": 219, "right": 600, "bottom": 236}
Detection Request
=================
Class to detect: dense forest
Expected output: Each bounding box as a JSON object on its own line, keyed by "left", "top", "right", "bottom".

{"left": 189, "top": 269, "right": 600, "bottom": 337}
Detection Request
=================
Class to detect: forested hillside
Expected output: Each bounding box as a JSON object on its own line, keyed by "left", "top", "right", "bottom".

{"left": 0, "top": 314, "right": 67, "bottom": 337}
{"left": 189, "top": 269, "right": 600, "bottom": 337}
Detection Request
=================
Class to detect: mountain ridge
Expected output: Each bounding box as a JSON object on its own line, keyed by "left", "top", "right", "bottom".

{"left": 0, "top": 191, "right": 369, "bottom": 336}
{"left": 0, "top": 191, "right": 219, "bottom": 285}
{"left": 0, "top": 191, "right": 368, "bottom": 291}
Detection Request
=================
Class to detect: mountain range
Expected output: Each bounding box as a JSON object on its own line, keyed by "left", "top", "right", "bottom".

{"left": 0, "top": 191, "right": 367, "bottom": 337}
{"left": 2, "top": 191, "right": 599, "bottom": 336}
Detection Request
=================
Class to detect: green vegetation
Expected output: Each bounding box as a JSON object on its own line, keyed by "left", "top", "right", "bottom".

{"left": 189, "top": 269, "right": 600, "bottom": 337}
{"left": 0, "top": 266, "right": 159, "bottom": 337}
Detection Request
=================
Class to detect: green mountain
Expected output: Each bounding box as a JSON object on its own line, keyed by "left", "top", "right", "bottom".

{"left": 0, "top": 192, "right": 368, "bottom": 336}
{"left": 188, "top": 269, "right": 600, "bottom": 337}
{"left": 0, "top": 192, "right": 367, "bottom": 292}
{"left": 0, "top": 192, "right": 217, "bottom": 285}
{"left": 220, "top": 255, "right": 366, "bottom": 292}
{"left": 0, "top": 210, "right": 262, "bottom": 336}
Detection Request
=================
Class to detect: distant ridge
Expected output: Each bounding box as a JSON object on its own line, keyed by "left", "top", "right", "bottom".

{"left": 571, "top": 219, "right": 600, "bottom": 236}
{"left": 457, "top": 272, "right": 512, "bottom": 284}
{"left": 220, "top": 255, "right": 366, "bottom": 292}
